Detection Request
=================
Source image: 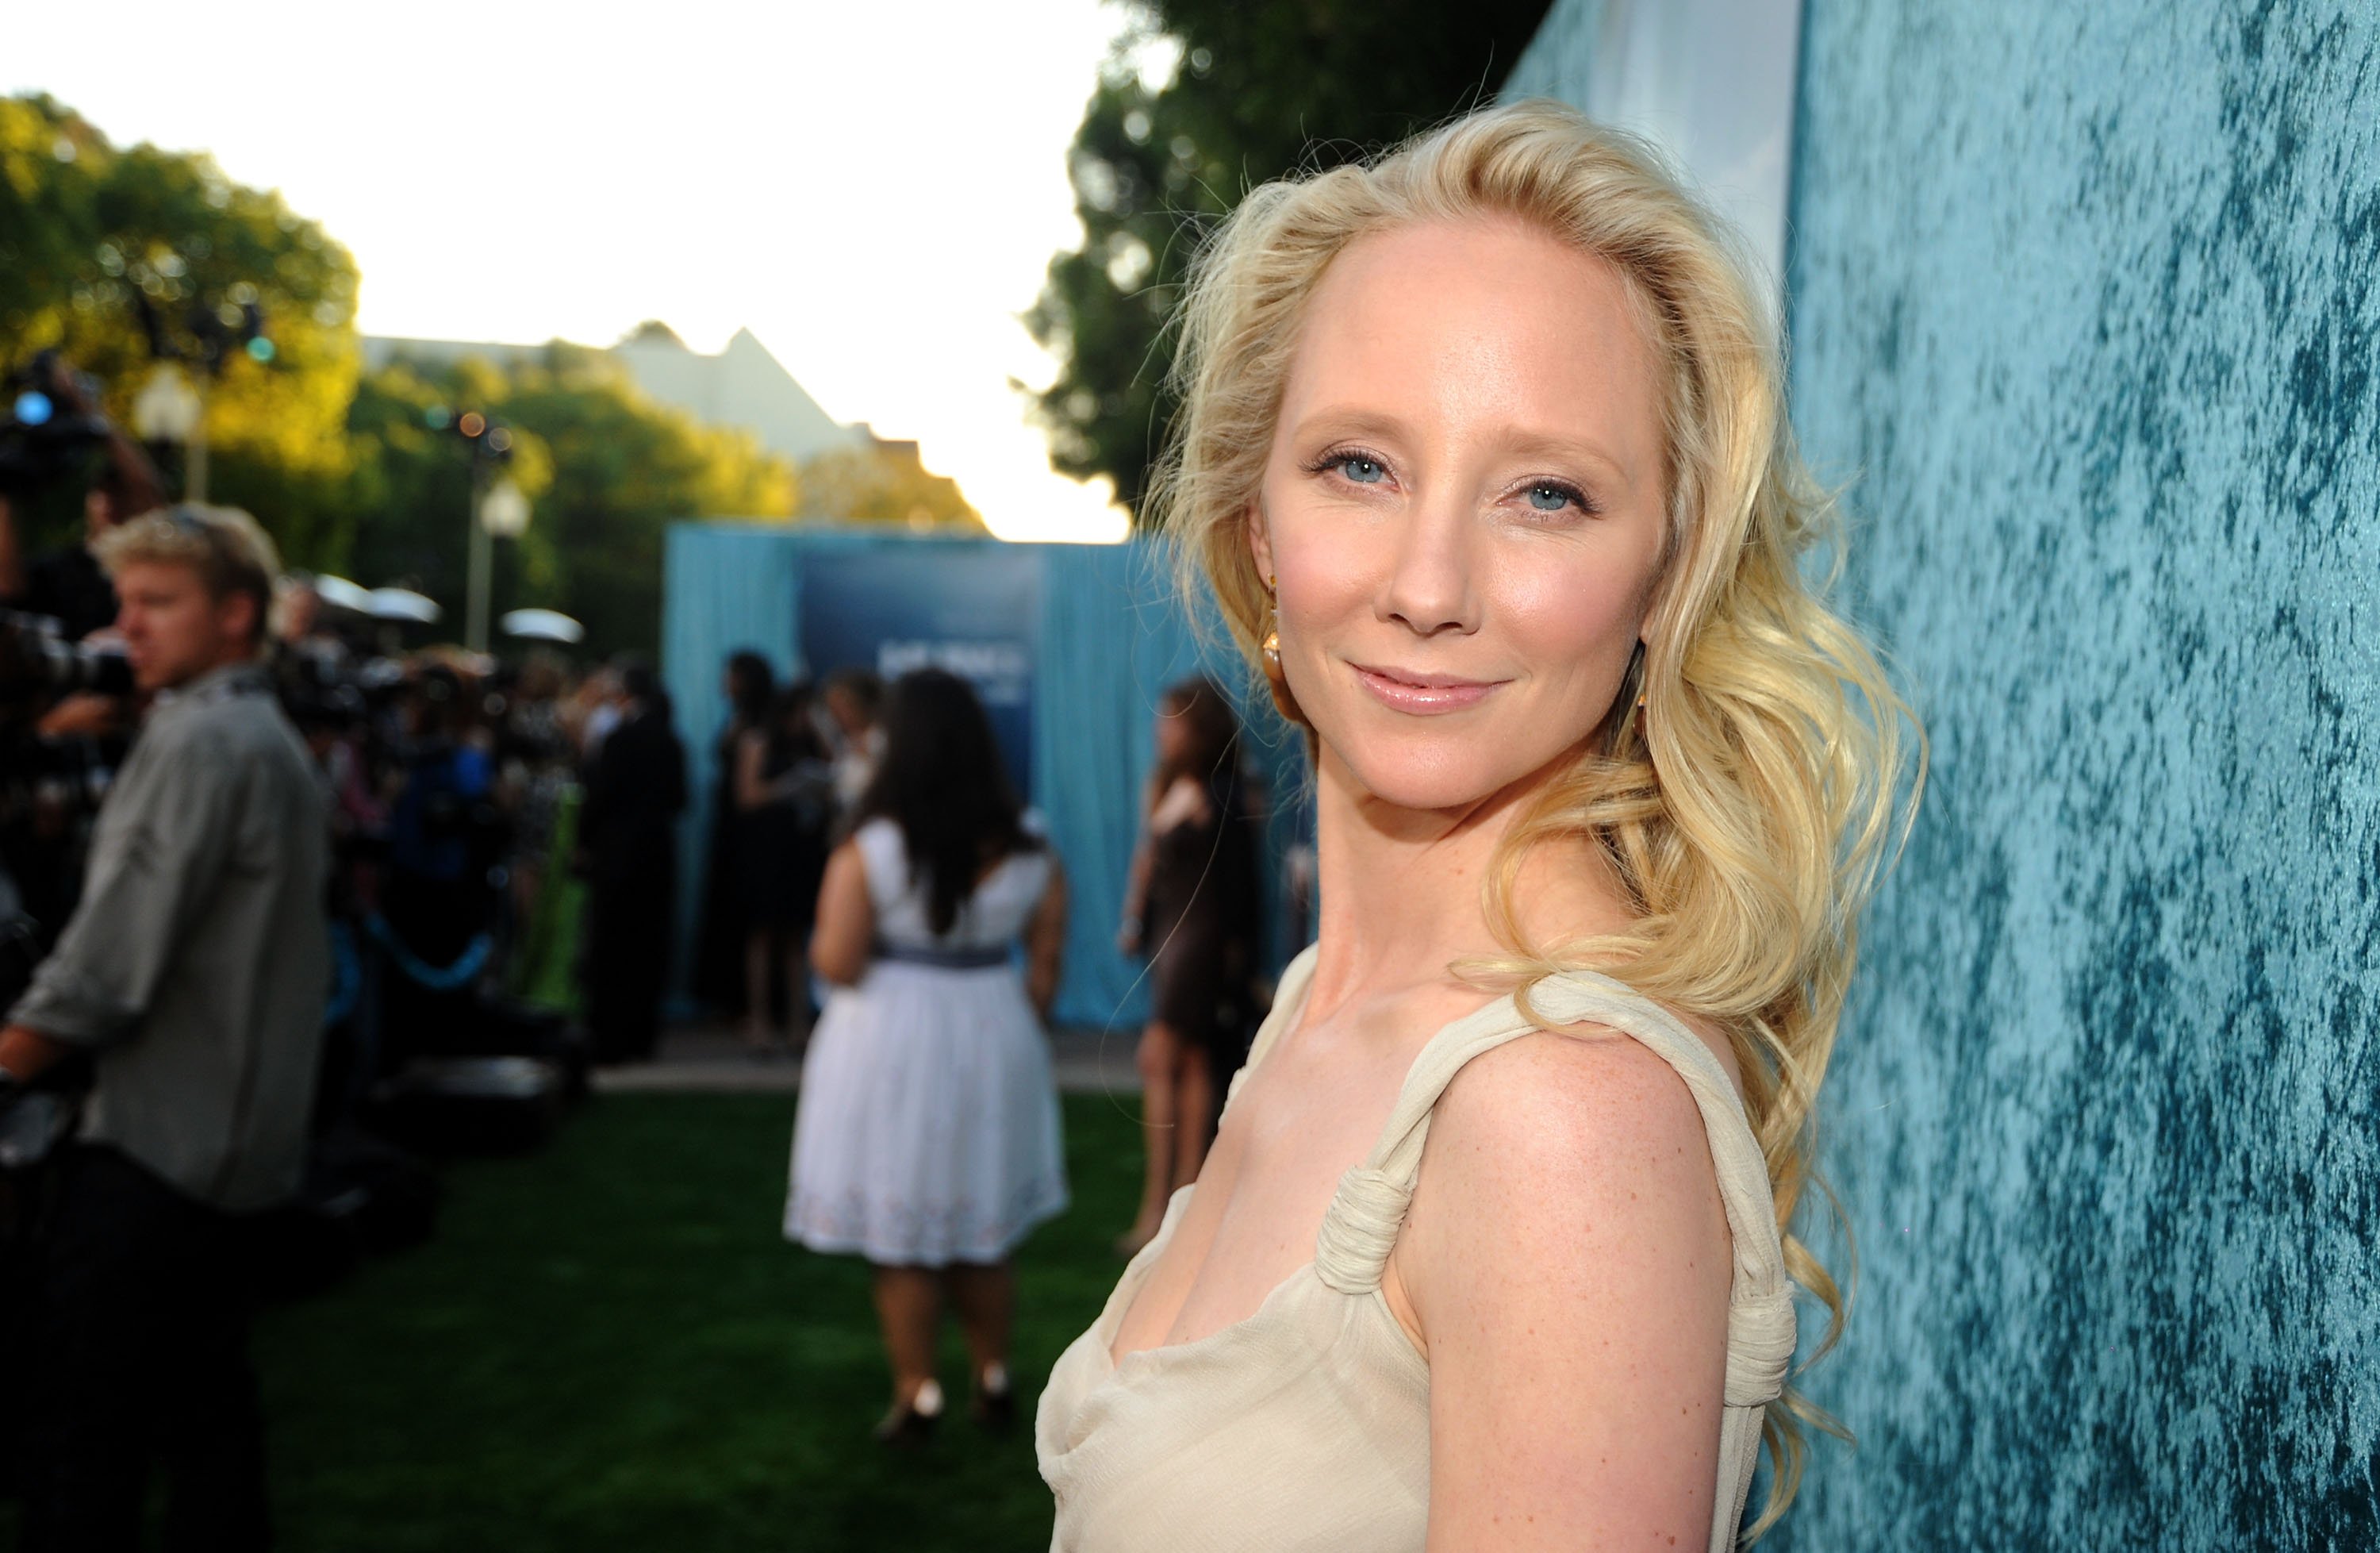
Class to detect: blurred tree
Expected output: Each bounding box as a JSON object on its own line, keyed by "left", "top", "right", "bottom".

{"left": 358, "top": 344, "right": 798, "bottom": 657}
{"left": 798, "top": 440, "right": 983, "bottom": 532}
{"left": 0, "top": 94, "right": 361, "bottom": 564}
{"left": 621, "top": 319, "right": 685, "bottom": 347}
{"left": 1027, "top": 2, "right": 1553, "bottom": 521}
{"left": 339, "top": 359, "right": 557, "bottom": 612}
{"left": 4, "top": 93, "right": 800, "bottom": 657}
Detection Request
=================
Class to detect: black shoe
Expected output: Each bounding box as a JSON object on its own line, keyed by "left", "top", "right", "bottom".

{"left": 874, "top": 1381, "right": 944, "bottom": 1447}
{"left": 971, "top": 1367, "right": 1017, "bottom": 1431}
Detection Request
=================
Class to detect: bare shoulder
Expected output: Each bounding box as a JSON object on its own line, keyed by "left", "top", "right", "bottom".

{"left": 1429, "top": 1022, "right": 1721, "bottom": 1192}
{"left": 1397, "top": 1025, "right": 1735, "bottom": 1546}
{"left": 817, "top": 836, "right": 873, "bottom": 913}
{"left": 1400, "top": 1024, "right": 1732, "bottom": 1346}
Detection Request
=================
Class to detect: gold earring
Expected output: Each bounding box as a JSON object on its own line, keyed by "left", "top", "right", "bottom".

{"left": 1259, "top": 579, "right": 1300, "bottom": 723}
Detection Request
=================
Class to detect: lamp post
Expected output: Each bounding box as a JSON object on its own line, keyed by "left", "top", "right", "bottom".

{"left": 129, "top": 363, "right": 205, "bottom": 499}
{"left": 441, "top": 409, "right": 520, "bottom": 654}
{"left": 466, "top": 471, "right": 530, "bottom": 653}
{"left": 130, "top": 292, "right": 271, "bottom": 502}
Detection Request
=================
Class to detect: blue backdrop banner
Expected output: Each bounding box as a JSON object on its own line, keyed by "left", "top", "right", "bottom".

{"left": 663, "top": 525, "right": 1308, "bottom": 1032}
{"left": 800, "top": 544, "right": 1040, "bottom": 794}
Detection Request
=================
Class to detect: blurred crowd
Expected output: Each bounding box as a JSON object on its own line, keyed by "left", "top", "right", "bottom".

{"left": 4, "top": 560, "right": 691, "bottom": 1089}
{"left": 0, "top": 352, "right": 726, "bottom": 1545}
{"left": 0, "top": 347, "right": 1289, "bottom": 1535}
{"left": 689, "top": 654, "right": 888, "bottom": 1059}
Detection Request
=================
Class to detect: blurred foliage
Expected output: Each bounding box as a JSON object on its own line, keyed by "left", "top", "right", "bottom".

{"left": 3, "top": 93, "right": 804, "bottom": 657}
{"left": 798, "top": 440, "right": 983, "bottom": 532}
{"left": 1027, "top": 0, "right": 1554, "bottom": 521}
{"left": 361, "top": 345, "right": 799, "bottom": 658}
{"left": 0, "top": 93, "right": 360, "bottom": 562}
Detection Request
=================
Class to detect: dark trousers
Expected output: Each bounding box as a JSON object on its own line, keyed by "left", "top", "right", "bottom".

{"left": 21, "top": 1145, "right": 268, "bottom": 1553}
{"left": 583, "top": 864, "right": 674, "bottom": 1064}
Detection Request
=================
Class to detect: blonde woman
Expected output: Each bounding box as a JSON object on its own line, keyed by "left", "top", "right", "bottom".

{"left": 1037, "top": 102, "right": 1915, "bottom": 1550}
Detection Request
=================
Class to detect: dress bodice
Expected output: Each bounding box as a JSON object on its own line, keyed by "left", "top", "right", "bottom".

{"left": 1035, "top": 945, "right": 1796, "bottom": 1552}
{"left": 853, "top": 816, "right": 1052, "bottom": 955}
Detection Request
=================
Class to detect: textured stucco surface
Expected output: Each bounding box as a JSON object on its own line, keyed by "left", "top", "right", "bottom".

{"left": 1773, "top": 2, "right": 2379, "bottom": 1546}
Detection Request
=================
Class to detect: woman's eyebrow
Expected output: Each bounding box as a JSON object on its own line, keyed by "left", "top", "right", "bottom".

{"left": 1494, "top": 429, "right": 1634, "bottom": 485}
{"left": 1286, "top": 409, "right": 1637, "bottom": 486}
{"left": 1287, "top": 407, "right": 1417, "bottom": 446}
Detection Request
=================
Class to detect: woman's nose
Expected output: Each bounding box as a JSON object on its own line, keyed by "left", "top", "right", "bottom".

{"left": 1377, "top": 495, "right": 1478, "bottom": 638}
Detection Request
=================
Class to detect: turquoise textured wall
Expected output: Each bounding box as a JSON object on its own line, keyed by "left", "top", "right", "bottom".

{"left": 1511, "top": 0, "right": 2377, "bottom": 1542}
{"left": 1776, "top": 2, "right": 2378, "bottom": 1545}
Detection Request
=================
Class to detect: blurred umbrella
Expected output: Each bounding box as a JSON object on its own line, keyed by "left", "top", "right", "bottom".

{"left": 369, "top": 588, "right": 442, "bottom": 625}
{"left": 312, "top": 574, "right": 374, "bottom": 614}
{"left": 500, "top": 609, "right": 584, "bottom": 645}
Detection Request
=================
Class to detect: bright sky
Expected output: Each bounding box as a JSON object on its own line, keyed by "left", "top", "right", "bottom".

{"left": 8, "top": 1, "right": 1142, "bottom": 541}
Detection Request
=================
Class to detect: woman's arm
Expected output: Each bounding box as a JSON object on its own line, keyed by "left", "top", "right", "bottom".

{"left": 1117, "top": 775, "right": 1157, "bottom": 952}
{"left": 808, "top": 837, "right": 873, "bottom": 986}
{"left": 1392, "top": 1028, "right": 1733, "bottom": 1551}
{"left": 1025, "top": 855, "right": 1069, "bottom": 1019}
{"left": 733, "top": 728, "right": 773, "bottom": 812}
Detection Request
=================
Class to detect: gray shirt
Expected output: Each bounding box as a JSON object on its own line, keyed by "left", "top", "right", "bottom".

{"left": 7, "top": 662, "right": 329, "bottom": 1211}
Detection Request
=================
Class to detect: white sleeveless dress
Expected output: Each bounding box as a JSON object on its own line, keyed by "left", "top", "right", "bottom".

{"left": 782, "top": 818, "right": 1069, "bottom": 1266}
{"left": 1036, "top": 944, "right": 1796, "bottom": 1551}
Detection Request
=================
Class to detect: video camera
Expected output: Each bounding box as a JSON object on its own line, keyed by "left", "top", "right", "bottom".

{"left": 0, "top": 353, "right": 116, "bottom": 498}
{"left": 0, "top": 611, "right": 132, "bottom": 832}
{"left": 0, "top": 609, "right": 134, "bottom": 711}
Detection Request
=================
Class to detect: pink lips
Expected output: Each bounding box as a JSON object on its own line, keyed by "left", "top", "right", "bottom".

{"left": 1349, "top": 662, "right": 1504, "bottom": 714}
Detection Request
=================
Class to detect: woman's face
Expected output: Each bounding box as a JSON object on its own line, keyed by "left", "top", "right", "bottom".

{"left": 1153, "top": 701, "right": 1194, "bottom": 767}
{"left": 1251, "top": 217, "right": 1670, "bottom": 814}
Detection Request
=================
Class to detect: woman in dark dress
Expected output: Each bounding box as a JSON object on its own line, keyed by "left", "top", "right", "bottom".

{"left": 694, "top": 651, "right": 775, "bottom": 1015}
{"left": 735, "top": 684, "right": 834, "bottom": 1055}
{"left": 1115, "top": 676, "right": 1261, "bottom": 1254}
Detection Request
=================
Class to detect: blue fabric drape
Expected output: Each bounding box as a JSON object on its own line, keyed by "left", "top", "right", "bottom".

{"left": 661, "top": 522, "right": 807, "bottom": 1003}
{"left": 662, "top": 525, "right": 1310, "bottom": 1030}
{"left": 1030, "top": 542, "right": 1302, "bottom": 1030}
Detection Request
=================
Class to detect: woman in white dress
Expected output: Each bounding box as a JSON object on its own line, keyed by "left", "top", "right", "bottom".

{"left": 784, "top": 667, "right": 1069, "bottom": 1442}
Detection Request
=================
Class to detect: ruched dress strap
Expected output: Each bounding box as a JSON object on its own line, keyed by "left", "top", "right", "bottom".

{"left": 1308, "top": 968, "right": 1795, "bottom": 1553}
{"left": 1221, "top": 946, "right": 1320, "bottom": 1114}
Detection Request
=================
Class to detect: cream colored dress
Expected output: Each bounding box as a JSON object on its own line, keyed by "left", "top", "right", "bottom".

{"left": 1036, "top": 945, "right": 1797, "bottom": 1552}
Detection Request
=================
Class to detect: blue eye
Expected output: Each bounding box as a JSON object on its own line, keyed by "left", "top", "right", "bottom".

{"left": 1526, "top": 482, "right": 1577, "bottom": 512}
{"left": 1338, "top": 456, "right": 1386, "bottom": 485}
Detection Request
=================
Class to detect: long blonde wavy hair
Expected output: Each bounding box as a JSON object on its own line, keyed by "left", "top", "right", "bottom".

{"left": 1147, "top": 101, "right": 1920, "bottom": 1536}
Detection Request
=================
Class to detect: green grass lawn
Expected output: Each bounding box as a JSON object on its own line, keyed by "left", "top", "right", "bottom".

{"left": 256, "top": 1091, "right": 1146, "bottom": 1552}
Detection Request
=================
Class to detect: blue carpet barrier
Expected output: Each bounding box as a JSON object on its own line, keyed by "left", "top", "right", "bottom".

{"left": 662, "top": 525, "right": 1311, "bottom": 1035}
{"left": 1514, "top": 0, "right": 2379, "bottom": 1543}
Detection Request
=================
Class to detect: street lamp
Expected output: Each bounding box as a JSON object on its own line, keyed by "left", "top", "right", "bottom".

{"left": 481, "top": 476, "right": 531, "bottom": 538}
{"left": 130, "top": 363, "right": 205, "bottom": 498}
{"left": 465, "top": 469, "right": 530, "bottom": 653}
{"left": 130, "top": 293, "right": 271, "bottom": 502}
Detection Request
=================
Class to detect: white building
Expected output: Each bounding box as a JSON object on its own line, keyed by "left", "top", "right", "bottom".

{"left": 360, "top": 324, "right": 862, "bottom": 467}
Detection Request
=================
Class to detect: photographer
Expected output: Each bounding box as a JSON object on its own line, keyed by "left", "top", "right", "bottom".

{"left": 0, "top": 352, "right": 170, "bottom": 641}
{"left": 0, "top": 505, "right": 328, "bottom": 1550}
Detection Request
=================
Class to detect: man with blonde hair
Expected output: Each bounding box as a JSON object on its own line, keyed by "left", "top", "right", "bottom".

{"left": 0, "top": 503, "right": 328, "bottom": 1550}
